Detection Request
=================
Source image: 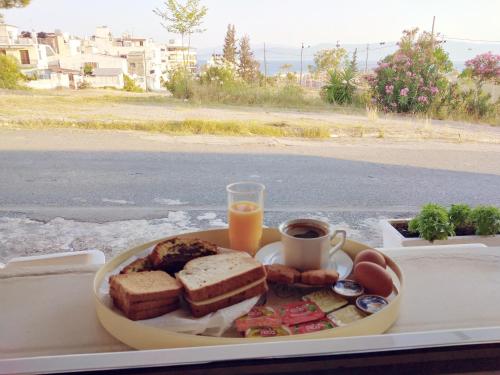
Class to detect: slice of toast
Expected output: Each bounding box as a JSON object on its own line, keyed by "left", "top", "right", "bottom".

{"left": 186, "top": 280, "right": 268, "bottom": 318}
{"left": 110, "top": 287, "right": 178, "bottom": 312}
{"left": 120, "top": 257, "right": 152, "bottom": 274}
{"left": 149, "top": 237, "right": 219, "bottom": 275}
{"left": 176, "top": 252, "right": 266, "bottom": 302}
{"left": 119, "top": 301, "right": 180, "bottom": 321}
{"left": 109, "top": 271, "right": 182, "bottom": 303}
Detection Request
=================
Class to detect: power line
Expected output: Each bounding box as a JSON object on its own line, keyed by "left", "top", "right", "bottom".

{"left": 442, "top": 35, "right": 500, "bottom": 43}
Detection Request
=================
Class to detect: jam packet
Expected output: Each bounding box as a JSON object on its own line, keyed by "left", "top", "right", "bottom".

{"left": 279, "top": 301, "right": 325, "bottom": 326}
{"left": 245, "top": 325, "right": 291, "bottom": 338}
{"left": 303, "top": 289, "right": 348, "bottom": 313}
{"left": 292, "top": 318, "right": 335, "bottom": 334}
{"left": 235, "top": 306, "right": 281, "bottom": 332}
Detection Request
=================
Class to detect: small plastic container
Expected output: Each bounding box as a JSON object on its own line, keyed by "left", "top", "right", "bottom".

{"left": 332, "top": 279, "right": 364, "bottom": 299}
{"left": 356, "top": 295, "right": 389, "bottom": 314}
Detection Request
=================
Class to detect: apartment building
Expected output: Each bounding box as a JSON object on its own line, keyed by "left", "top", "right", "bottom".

{"left": 164, "top": 39, "right": 197, "bottom": 73}
{"left": 83, "top": 26, "right": 164, "bottom": 90}
{"left": 0, "top": 23, "right": 57, "bottom": 74}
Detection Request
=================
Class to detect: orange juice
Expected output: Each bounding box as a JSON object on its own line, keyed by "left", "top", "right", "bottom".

{"left": 228, "top": 201, "right": 263, "bottom": 256}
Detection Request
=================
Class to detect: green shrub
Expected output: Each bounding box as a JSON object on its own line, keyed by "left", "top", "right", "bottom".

{"left": 408, "top": 203, "right": 455, "bottom": 242}
{"left": 123, "top": 75, "right": 143, "bottom": 92}
{"left": 199, "top": 64, "right": 237, "bottom": 86}
{"left": 431, "top": 82, "right": 499, "bottom": 124}
{"left": 83, "top": 63, "right": 94, "bottom": 76}
{"left": 0, "top": 54, "right": 25, "bottom": 89}
{"left": 322, "top": 67, "right": 356, "bottom": 105}
{"left": 165, "top": 68, "right": 194, "bottom": 99}
{"left": 470, "top": 206, "right": 500, "bottom": 235}
{"left": 448, "top": 204, "right": 473, "bottom": 231}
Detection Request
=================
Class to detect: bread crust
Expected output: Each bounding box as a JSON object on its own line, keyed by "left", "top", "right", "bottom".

{"left": 187, "top": 281, "right": 268, "bottom": 318}
{"left": 178, "top": 261, "right": 266, "bottom": 302}
{"left": 110, "top": 288, "right": 178, "bottom": 312}
{"left": 120, "top": 257, "right": 152, "bottom": 274}
{"left": 300, "top": 269, "right": 339, "bottom": 286}
{"left": 114, "top": 299, "right": 179, "bottom": 321}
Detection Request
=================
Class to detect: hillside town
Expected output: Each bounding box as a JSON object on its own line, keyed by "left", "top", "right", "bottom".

{"left": 0, "top": 21, "right": 196, "bottom": 90}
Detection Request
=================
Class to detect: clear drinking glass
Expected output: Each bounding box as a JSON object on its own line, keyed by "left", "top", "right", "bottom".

{"left": 227, "top": 182, "right": 265, "bottom": 256}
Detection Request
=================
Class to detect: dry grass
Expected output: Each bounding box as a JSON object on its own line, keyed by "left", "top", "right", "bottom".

{"left": 1, "top": 118, "right": 331, "bottom": 139}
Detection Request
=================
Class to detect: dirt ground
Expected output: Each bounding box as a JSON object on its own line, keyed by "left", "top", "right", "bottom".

{"left": 1, "top": 90, "right": 499, "bottom": 143}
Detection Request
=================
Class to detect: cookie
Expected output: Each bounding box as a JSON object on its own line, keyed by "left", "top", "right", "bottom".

{"left": 300, "top": 269, "right": 339, "bottom": 286}
{"left": 265, "top": 264, "right": 301, "bottom": 284}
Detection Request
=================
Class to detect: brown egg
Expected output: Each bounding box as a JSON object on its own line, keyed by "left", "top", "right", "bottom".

{"left": 353, "top": 261, "right": 393, "bottom": 297}
{"left": 354, "top": 249, "right": 387, "bottom": 269}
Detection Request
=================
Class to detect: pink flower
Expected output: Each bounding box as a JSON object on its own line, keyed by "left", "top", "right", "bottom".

{"left": 385, "top": 84, "right": 394, "bottom": 94}
{"left": 400, "top": 87, "right": 409, "bottom": 97}
{"left": 430, "top": 86, "right": 439, "bottom": 95}
{"left": 417, "top": 95, "right": 428, "bottom": 104}
{"left": 406, "top": 71, "right": 412, "bottom": 77}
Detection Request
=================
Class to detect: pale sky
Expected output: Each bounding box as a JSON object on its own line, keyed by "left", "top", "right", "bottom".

{"left": 3, "top": 0, "right": 500, "bottom": 48}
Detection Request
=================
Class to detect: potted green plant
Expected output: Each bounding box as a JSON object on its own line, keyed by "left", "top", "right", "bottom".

{"left": 380, "top": 203, "right": 500, "bottom": 247}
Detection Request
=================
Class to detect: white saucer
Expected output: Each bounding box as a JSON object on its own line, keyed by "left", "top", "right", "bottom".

{"left": 255, "top": 241, "right": 353, "bottom": 281}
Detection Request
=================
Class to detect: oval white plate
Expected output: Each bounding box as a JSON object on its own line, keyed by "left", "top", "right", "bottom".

{"left": 255, "top": 241, "right": 353, "bottom": 281}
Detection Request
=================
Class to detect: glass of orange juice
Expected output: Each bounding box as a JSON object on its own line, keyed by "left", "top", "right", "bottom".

{"left": 227, "top": 182, "right": 265, "bottom": 256}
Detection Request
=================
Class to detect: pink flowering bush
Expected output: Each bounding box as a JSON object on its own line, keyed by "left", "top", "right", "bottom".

{"left": 463, "top": 52, "right": 500, "bottom": 86}
{"left": 370, "top": 28, "right": 452, "bottom": 113}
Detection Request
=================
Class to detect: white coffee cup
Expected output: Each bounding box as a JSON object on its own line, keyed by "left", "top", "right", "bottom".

{"left": 279, "top": 218, "right": 346, "bottom": 271}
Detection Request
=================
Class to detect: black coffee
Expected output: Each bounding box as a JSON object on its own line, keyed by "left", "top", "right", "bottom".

{"left": 286, "top": 224, "right": 326, "bottom": 239}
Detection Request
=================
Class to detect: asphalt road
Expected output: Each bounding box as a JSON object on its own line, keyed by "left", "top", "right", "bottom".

{"left": 2, "top": 150, "right": 500, "bottom": 216}
{"left": 1, "top": 140, "right": 500, "bottom": 260}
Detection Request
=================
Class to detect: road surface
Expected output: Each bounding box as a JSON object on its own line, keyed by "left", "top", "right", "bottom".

{"left": 1, "top": 129, "right": 499, "bottom": 261}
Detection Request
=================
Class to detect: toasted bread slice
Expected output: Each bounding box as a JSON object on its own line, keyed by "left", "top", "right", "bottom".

{"left": 120, "top": 257, "right": 152, "bottom": 274}
{"left": 110, "top": 287, "right": 178, "bottom": 312}
{"left": 111, "top": 294, "right": 178, "bottom": 314}
{"left": 176, "top": 252, "right": 266, "bottom": 302}
{"left": 149, "top": 237, "right": 218, "bottom": 275}
{"left": 186, "top": 280, "right": 268, "bottom": 317}
{"left": 109, "top": 271, "right": 182, "bottom": 303}
{"left": 119, "top": 301, "right": 179, "bottom": 321}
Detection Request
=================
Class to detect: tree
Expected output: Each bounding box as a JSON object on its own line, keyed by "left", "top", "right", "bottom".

{"left": 1, "top": 0, "right": 30, "bottom": 22}
{"left": 238, "top": 34, "right": 259, "bottom": 83}
{"left": 222, "top": 24, "right": 237, "bottom": 64}
{"left": 0, "top": 54, "right": 25, "bottom": 89}
{"left": 280, "top": 63, "right": 293, "bottom": 74}
{"left": 83, "top": 63, "right": 94, "bottom": 76}
{"left": 312, "top": 47, "right": 347, "bottom": 77}
{"left": 153, "top": 0, "right": 207, "bottom": 70}
{"left": 0, "top": 0, "right": 30, "bottom": 7}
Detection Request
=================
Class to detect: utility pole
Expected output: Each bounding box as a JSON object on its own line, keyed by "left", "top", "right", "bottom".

{"left": 365, "top": 43, "right": 369, "bottom": 73}
{"left": 263, "top": 42, "right": 267, "bottom": 87}
{"left": 143, "top": 50, "right": 148, "bottom": 92}
{"left": 300, "top": 42, "right": 304, "bottom": 86}
{"left": 431, "top": 15, "right": 436, "bottom": 48}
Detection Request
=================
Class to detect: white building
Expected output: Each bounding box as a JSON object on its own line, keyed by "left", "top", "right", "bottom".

{"left": 0, "top": 23, "right": 58, "bottom": 74}
{"left": 164, "top": 39, "right": 197, "bottom": 74}
{"left": 82, "top": 26, "right": 164, "bottom": 91}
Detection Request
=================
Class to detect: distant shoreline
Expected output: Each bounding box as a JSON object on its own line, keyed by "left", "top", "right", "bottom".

{"left": 197, "top": 59, "right": 468, "bottom": 75}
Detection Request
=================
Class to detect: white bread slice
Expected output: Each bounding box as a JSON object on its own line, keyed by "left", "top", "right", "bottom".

{"left": 186, "top": 280, "right": 268, "bottom": 317}
{"left": 185, "top": 276, "right": 266, "bottom": 306}
{"left": 176, "top": 252, "right": 266, "bottom": 302}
